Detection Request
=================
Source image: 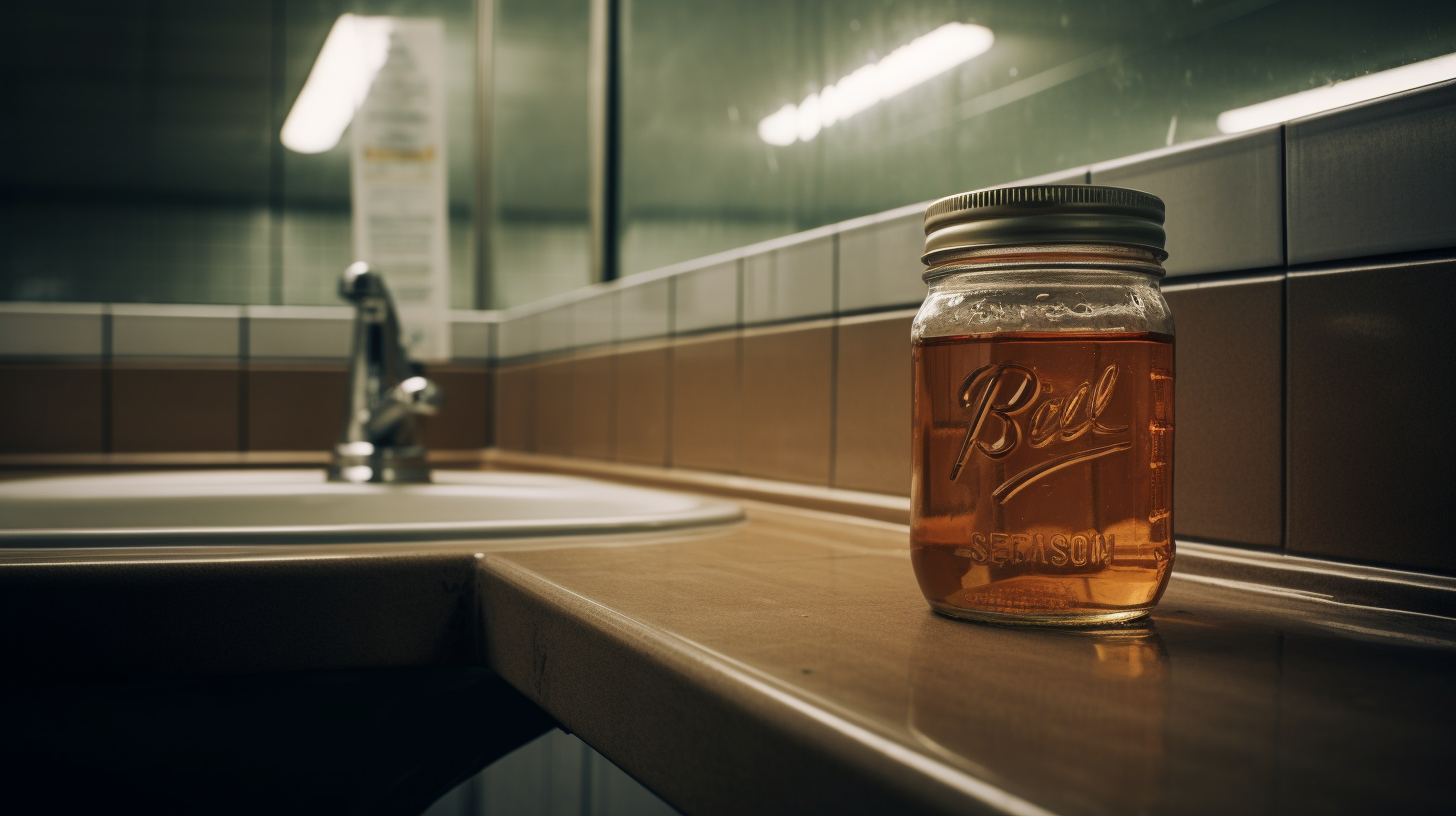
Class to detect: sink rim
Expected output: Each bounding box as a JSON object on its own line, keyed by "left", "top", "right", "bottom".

{"left": 0, "top": 469, "right": 745, "bottom": 547}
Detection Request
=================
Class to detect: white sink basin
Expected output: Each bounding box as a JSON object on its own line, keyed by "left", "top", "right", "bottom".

{"left": 0, "top": 470, "right": 743, "bottom": 546}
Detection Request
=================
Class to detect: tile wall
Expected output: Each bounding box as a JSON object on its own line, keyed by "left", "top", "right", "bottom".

{"left": 480, "top": 79, "right": 1456, "bottom": 576}
{"left": 4, "top": 80, "right": 1454, "bottom": 576}
{"left": 0, "top": 306, "right": 496, "bottom": 457}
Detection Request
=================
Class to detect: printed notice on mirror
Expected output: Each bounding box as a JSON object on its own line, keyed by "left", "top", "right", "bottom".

{"left": 351, "top": 18, "right": 451, "bottom": 361}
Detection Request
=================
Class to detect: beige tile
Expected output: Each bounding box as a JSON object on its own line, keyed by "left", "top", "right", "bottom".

{"left": 498, "top": 314, "right": 539, "bottom": 360}
{"left": 740, "top": 323, "right": 833, "bottom": 485}
{"left": 420, "top": 365, "right": 491, "bottom": 451}
{"left": 618, "top": 279, "right": 670, "bottom": 341}
{"left": 833, "top": 313, "right": 913, "bottom": 496}
{"left": 535, "top": 359, "right": 575, "bottom": 456}
{"left": 246, "top": 363, "right": 347, "bottom": 451}
{"left": 572, "top": 354, "right": 616, "bottom": 460}
{"left": 450, "top": 317, "right": 494, "bottom": 361}
{"left": 573, "top": 293, "right": 616, "bottom": 348}
{"left": 614, "top": 345, "right": 668, "bottom": 466}
{"left": 112, "top": 308, "right": 242, "bottom": 358}
{"left": 0, "top": 304, "right": 105, "bottom": 358}
{"left": 675, "top": 261, "right": 739, "bottom": 334}
{"left": 0, "top": 363, "right": 104, "bottom": 453}
{"left": 538, "top": 304, "right": 573, "bottom": 355}
{"left": 743, "top": 238, "right": 834, "bottom": 325}
{"left": 494, "top": 364, "right": 537, "bottom": 452}
{"left": 837, "top": 211, "right": 927, "bottom": 314}
{"left": 247, "top": 308, "right": 352, "bottom": 360}
{"left": 112, "top": 363, "right": 240, "bottom": 453}
{"left": 670, "top": 333, "right": 740, "bottom": 474}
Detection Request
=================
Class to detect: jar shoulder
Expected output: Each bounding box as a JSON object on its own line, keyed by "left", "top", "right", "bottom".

{"left": 912, "top": 271, "right": 1174, "bottom": 340}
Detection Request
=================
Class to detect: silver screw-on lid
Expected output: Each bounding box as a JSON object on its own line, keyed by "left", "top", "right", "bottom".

{"left": 922, "top": 184, "right": 1167, "bottom": 265}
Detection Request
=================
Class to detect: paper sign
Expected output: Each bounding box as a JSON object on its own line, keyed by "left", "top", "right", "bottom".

{"left": 351, "top": 18, "right": 451, "bottom": 361}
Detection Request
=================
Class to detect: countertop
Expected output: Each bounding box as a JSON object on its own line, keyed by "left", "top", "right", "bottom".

{"left": 3, "top": 488, "right": 1454, "bottom": 815}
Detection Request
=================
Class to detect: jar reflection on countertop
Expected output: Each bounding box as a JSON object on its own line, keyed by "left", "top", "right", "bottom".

{"left": 907, "top": 618, "right": 1169, "bottom": 814}
{"left": 910, "top": 185, "right": 1175, "bottom": 626}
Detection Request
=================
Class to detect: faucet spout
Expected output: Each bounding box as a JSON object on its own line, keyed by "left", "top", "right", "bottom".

{"left": 327, "top": 262, "right": 444, "bottom": 483}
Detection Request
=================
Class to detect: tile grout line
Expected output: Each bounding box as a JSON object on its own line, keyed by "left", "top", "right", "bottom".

{"left": 100, "top": 306, "right": 113, "bottom": 454}
{"left": 663, "top": 278, "right": 675, "bottom": 467}
{"left": 828, "top": 233, "right": 841, "bottom": 488}
{"left": 1279, "top": 123, "right": 1291, "bottom": 554}
{"left": 734, "top": 259, "right": 745, "bottom": 474}
{"left": 238, "top": 315, "right": 250, "bottom": 453}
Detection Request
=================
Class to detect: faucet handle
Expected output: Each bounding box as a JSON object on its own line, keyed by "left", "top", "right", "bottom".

{"left": 364, "top": 375, "right": 443, "bottom": 438}
{"left": 339, "top": 261, "right": 388, "bottom": 302}
{"left": 393, "top": 376, "right": 443, "bottom": 416}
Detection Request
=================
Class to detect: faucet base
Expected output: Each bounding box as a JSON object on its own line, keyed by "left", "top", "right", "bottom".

{"left": 328, "top": 445, "right": 432, "bottom": 484}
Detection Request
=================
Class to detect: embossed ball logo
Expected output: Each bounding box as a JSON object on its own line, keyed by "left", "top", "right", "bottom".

{"left": 949, "top": 363, "right": 1130, "bottom": 503}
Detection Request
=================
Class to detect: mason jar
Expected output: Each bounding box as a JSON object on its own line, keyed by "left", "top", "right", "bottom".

{"left": 910, "top": 185, "right": 1175, "bottom": 626}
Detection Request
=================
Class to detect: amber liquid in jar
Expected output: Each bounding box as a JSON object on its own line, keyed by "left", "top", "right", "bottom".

{"left": 911, "top": 331, "right": 1174, "bottom": 624}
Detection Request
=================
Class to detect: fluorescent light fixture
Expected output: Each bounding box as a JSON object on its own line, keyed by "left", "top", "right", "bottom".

{"left": 758, "top": 22, "right": 995, "bottom": 146}
{"left": 280, "top": 14, "right": 395, "bottom": 154}
{"left": 1217, "top": 51, "right": 1456, "bottom": 134}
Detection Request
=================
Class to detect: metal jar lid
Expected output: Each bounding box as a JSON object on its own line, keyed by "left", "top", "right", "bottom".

{"left": 922, "top": 184, "right": 1167, "bottom": 265}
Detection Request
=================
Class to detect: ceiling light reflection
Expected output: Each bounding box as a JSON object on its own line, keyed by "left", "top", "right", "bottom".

{"left": 1217, "top": 51, "right": 1456, "bottom": 134}
{"left": 758, "top": 22, "right": 995, "bottom": 146}
{"left": 280, "top": 14, "right": 395, "bottom": 154}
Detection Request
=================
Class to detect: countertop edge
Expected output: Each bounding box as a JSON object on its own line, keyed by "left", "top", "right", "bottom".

{"left": 477, "top": 553, "right": 1055, "bottom": 816}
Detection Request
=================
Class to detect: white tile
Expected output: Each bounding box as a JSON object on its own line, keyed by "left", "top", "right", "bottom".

{"left": 572, "top": 291, "right": 616, "bottom": 348}
{"left": 450, "top": 321, "right": 494, "bottom": 360}
{"left": 449, "top": 310, "right": 500, "bottom": 361}
{"left": 537, "top": 305, "right": 573, "bottom": 354}
{"left": 742, "top": 253, "right": 775, "bottom": 323}
{"left": 247, "top": 306, "right": 353, "bottom": 360}
{"left": 743, "top": 236, "right": 834, "bottom": 324}
{"left": 0, "top": 304, "right": 104, "bottom": 357}
{"left": 837, "top": 212, "right": 928, "bottom": 313}
{"left": 674, "top": 260, "right": 738, "bottom": 333}
{"left": 498, "top": 314, "right": 538, "bottom": 359}
{"left": 617, "top": 278, "right": 670, "bottom": 341}
{"left": 112, "top": 306, "right": 241, "bottom": 358}
{"left": 1094, "top": 128, "right": 1283, "bottom": 276}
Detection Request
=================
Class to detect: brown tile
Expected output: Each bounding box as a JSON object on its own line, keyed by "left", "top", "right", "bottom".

{"left": 741, "top": 324, "right": 833, "bottom": 485}
{"left": 614, "top": 344, "right": 668, "bottom": 466}
{"left": 246, "top": 363, "right": 348, "bottom": 452}
{"left": 0, "top": 363, "right": 104, "bottom": 453}
{"left": 1287, "top": 260, "right": 1454, "bottom": 572}
{"left": 1164, "top": 277, "right": 1284, "bottom": 549}
{"left": 495, "top": 364, "right": 537, "bottom": 452}
{"left": 833, "top": 314, "right": 913, "bottom": 496}
{"left": 572, "top": 354, "right": 615, "bottom": 460}
{"left": 112, "top": 363, "right": 240, "bottom": 453}
{"left": 420, "top": 365, "right": 491, "bottom": 450}
{"left": 535, "top": 358, "right": 574, "bottom": 456}
{"left": 670, "top": 334, "right": 739, "bottom": 474}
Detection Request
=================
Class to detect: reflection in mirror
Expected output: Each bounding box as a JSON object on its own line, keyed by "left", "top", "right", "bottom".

{"left": 1, "top": 0, "right": 477, "bottom": 308}
{"left": 616, "top": 0, "right": 1456, "bottom": 278}
{"left": 488, "top": 0, "right": 593, "bottom": 309}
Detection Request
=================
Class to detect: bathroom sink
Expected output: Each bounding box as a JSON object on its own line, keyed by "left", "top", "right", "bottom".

{"left": 0, "top": 470, "right": 743, "bottom": 547}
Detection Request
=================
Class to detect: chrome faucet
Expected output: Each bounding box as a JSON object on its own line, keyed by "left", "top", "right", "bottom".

{"left": 328, "top": 262, "right": 443, "bottom": 483}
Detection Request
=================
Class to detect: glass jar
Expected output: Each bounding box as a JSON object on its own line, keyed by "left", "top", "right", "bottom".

{"left": 910, "top": 185, "right": 1175, "bottom": 626}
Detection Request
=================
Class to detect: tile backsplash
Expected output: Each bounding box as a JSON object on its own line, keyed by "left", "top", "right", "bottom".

{"left": 5, "top": 80, "right": 1456, "bottom": 578}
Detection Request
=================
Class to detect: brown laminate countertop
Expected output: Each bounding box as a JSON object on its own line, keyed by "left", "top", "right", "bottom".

{"left": 3, "top": 490, "right": 1454, "bottom": 815}
{"left": 474, "top": 502, "right": 1455, "bottom": 816}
